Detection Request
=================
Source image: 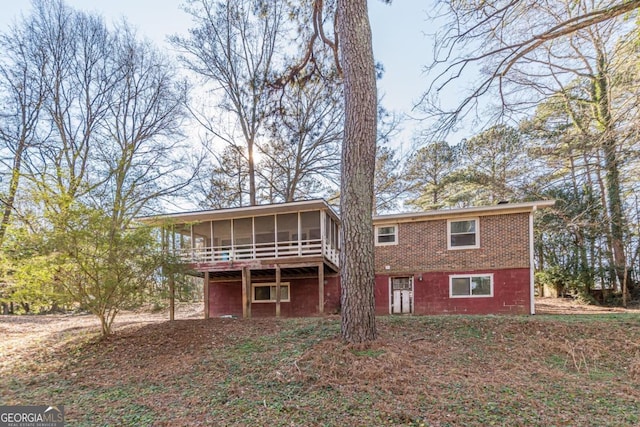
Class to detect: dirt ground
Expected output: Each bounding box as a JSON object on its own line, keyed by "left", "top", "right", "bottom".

{"left": 535, "top": 296, "right": 640, "bottom": 315}
{"left": 1, "top": 298, "right": 637, "bottom": 374}
{"left": 1, "top": 298, "right": 638, "bottom": 355}
{"left": 0, "top": 303, "right": 203, "bottom": 374}
{"left": 1, "top": 298, "right": 639, "bottom": 426}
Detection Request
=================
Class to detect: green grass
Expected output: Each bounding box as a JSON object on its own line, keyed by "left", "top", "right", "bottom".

{"left": 2, "top": 314, "right": 639, "bottom": 426}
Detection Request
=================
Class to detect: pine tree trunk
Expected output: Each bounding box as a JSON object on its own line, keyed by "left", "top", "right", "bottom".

{"left": 337, "top": 0, "right": 377, "bottom": 344}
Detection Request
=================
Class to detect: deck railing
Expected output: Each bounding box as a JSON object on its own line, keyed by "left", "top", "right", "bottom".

{"left": 177, "top": 238, "right": 339, "bottom": 266}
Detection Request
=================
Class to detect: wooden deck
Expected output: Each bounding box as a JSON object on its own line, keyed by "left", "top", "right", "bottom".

{"left": 177, "top": 238, "right": 339, "bottom": 271}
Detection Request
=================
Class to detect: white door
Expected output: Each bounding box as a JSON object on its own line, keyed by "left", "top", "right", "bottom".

{"left": 391, "top": 277, "right": 413, "bottom": 314}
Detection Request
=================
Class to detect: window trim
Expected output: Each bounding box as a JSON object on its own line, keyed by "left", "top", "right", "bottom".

{"left": 449, "top": 274, "right": 494, "bottom": 298}
{"left": 251, "top": 282, "right": 290, "bottom": 303}
{"left": 375, "top": 224, "right": 398, "bottom": 246}
{"left": 447, "top": 217, "right": 480, "bottom": 250}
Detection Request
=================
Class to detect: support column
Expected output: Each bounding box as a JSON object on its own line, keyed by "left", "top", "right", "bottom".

{"left": 241, "top": 267, "right": 252, "bottom": 319}
{"left": 246, "top": 268, "right": 252, "bottom": 318}
{"left": 241, "top": 267, "right": 248, "bottom": 319}
{"left": 318, "top": 263, "right": 324, "bottom": 314}
{"left": 204, "top": 271, "right": 210, "bottom": 319}
{"left": 275, "top": 265, "right": 281, "bottom": 318}
{"left": 169, "top": 273, "right": 175, "bottom": 321}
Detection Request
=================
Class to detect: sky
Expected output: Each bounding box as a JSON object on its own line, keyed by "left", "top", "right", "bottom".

{"left": 0, "top": 0, "right": 442, "bottom": 147}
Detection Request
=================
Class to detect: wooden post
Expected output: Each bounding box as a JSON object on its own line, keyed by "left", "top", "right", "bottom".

{"left": 318, "top": 262, "right": 324, "bottom": 314}
{"left": 241, "top": 267, "right": 248, "bottom": 319}
{"left": 246, "top": 268, "right": 252, "bottom": 319}
{"left": 241, "top": 267, "right": 252, "bottom": 319}
{"left": 204, "top": 271, "right": 210, "bottom": 319}
{"left": 168, "top": 273, "right": 175, "bottom": 321}
{"left": 275, "top": 265, "right": 281, "bottom": 318}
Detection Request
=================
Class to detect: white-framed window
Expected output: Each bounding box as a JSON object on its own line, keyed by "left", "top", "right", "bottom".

{"left": 449, "top": 274, "right": 493, "bottom": 298}
{"left": 252, "top": 282, "right": 290, "bottom": 303}
{"left": 447, "top": 218, "right": 479, "bottom": 249}
{"left": 375, "top": 224, "right": 398, "bottom": 246}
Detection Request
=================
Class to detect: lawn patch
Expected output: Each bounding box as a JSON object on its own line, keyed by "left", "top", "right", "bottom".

{"left": 1, "top": 313, "right": 639, "bottom": 426}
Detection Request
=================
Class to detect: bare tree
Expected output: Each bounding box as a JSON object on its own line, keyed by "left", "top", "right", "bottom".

{"left": 172, "top": 0, "right": 289, "bottom": 206}
{"left": 510, "top": 7, "right": 638, "bottom": 294}
{"left": 176, "top": 0, "right": 381, "bottom": 341}
{"left": 422, "top": 0, "right": 640, "bottom": 134}
{"left": 96, "top": 23, "right": 190, "bottom": 228}
{"left": 0, "top": 17, "right": 47, "bottom": 244}
{"left": 259, "top": 75, "right": 343, "bottom": 203}
{"left": 26, "top": 0, "right": 117, "bottom": 222}
{"left": 0, "top": 1, "right": 191, "bottom": 334}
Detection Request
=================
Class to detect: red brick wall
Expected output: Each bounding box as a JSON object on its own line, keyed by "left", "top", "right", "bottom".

{"left": 209, "top": 268, "right": 530, "bottom": 316}
{"left": 374, "top": 275, "right": 390, "bottom": 316}
{"left": 209, "top": 281, "right": 243, "bottom": 316}
{"left": 375, "top": 213, "right": 531, "bottom": 274}
{"left": 207, "top": 276, "right": 340, "bottom": 318}
{"left": 375, "top": 268, "right": 531, "bottom": 315}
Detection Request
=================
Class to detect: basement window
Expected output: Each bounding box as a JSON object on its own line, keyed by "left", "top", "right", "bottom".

{"left": 252, "top": 282, "right": 290, "bottom": 303}
{"left": 449, "top": 274, "right": 493, "bottom": 298}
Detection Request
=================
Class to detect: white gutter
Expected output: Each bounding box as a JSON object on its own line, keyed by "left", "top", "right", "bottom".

{"left": 138, "top": 199, "right": 340, "bottom": 224}
{"left": 374, "top": 200, "right": 556, "bottom": 224}
{"left": 529, "top": 207, "right": 537, "bottom": 315}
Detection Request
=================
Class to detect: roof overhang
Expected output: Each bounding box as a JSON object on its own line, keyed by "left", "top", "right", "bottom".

{"left": 138, "top": 199, "right": 340, "bottom": 225}
{"left": 139, "top": 199, "right": 554, "bottom": 227}
{"left": 373, "top": 200, "right": 555, "bottom": 225}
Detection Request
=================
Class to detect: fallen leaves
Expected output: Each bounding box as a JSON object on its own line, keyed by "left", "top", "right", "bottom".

{"left": 1, "top": 301, "right": 639, "bottom": 426}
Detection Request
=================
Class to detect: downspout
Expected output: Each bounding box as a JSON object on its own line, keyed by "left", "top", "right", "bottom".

{"left": 529, "top": 206, "right": 537, "bottom": 315}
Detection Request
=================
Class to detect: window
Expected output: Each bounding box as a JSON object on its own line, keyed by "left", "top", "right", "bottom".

{"left": 252, "top": 282, "right": 290, "bottom": 303}
{"left": 301, "top": 211, "right": 320, "bottom": 242}
{"left": 375, "top": 224, "right": 398, "bottom": 246}
{"left": 391, "top": 277, "right": 412, "bottom": 291}
{"left": 448, "top": 218, "right": 479, "bottom": 249}
{"left": 449, "top": 274, "right": 493, "bottom": 298}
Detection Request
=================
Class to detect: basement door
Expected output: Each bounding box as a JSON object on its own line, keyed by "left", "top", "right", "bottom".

{"left": 390, "top": 277, "right": 413, "bottom": 314}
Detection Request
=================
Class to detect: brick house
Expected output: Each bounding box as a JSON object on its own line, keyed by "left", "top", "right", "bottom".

{"left": 142, "top": 199, "right": 553, "bottom": 318}
{"left": 373, "top": 201, "right": 554, "bottom": 315}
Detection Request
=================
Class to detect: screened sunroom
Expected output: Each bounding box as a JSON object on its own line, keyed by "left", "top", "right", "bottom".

{"left": 150, "top": 200, "right": 340, "bottom": 270}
